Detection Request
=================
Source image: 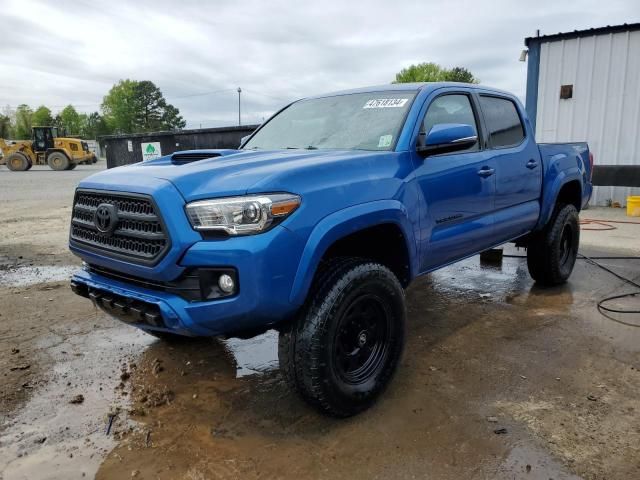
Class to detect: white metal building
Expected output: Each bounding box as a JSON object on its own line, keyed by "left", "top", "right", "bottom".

{"left": 525, "top": 23, "right": 640, "bottom": 206}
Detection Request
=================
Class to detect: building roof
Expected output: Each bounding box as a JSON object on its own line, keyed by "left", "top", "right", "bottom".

{"left": 525, "top": 22, "right": 640, "bottom": 46}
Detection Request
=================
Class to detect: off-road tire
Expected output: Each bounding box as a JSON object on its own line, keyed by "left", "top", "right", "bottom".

{"left": 5, "top": 152, "right": 30, "bottom": 171}
{"left": 47, "top": 152, "right": 70, "bottom": 171}
{"left": 527, "top": 203, "right": 579, "bottom": 285}
{"left": 66, "top": 162, "right": 78, "bottom": 170}
{"left": 278, "top": 257, "right": 406, "bottom": 417}
{"left": 279, "top": 257, "right": 362, "bottom": 398}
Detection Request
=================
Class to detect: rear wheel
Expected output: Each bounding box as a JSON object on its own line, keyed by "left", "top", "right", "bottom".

{"left": 47, "top": 152, "right": 70, "bottom": 171}
{"left": 278, "top": 257, "right": 406, "bottom": 417}
{"left": 527, "top": 204, "right": 579, "bottom": 285}
{"left": 5, "top": 152, "right": 30, "bottom": 171}
{"left": 66, "top": 162, "right": 77, "bottom": 170}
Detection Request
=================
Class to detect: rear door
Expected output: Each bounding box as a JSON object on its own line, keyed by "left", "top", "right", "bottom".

{"left": 477, "top": 94, "right": 541, "bottom": 241}
{"left": 412, "top": 90, "right": 498, "bottom": 272}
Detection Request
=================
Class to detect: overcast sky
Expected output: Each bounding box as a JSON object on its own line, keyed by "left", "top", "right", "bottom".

{"left": 1, "top": 0, "right": 638, "bottom": 128}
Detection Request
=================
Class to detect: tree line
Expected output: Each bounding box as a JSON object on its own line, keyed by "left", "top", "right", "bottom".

{"left": 393, "top": 63, "right": 479, "bottom": 84}
{"left": 0, "top": 80, "right": 186, "bottom": 140}
{"left": 0, "top": 64, "right": 476, "bottom": 140}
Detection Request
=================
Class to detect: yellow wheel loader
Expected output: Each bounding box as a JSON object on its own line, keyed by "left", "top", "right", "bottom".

{"left": 0, "top": 126, "right": 97, "bottom": 172}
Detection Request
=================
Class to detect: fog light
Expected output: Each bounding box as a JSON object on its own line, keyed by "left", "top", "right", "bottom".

{"left": 218, "top": 274, "right": 235, "bottom": 293}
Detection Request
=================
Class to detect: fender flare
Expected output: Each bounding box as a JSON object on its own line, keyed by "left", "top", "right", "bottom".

{"left": 289, "top": 199, "right": 418, "bottom": 306}
{"left": 536, "top": 160, "right": 582, "bottom": 230}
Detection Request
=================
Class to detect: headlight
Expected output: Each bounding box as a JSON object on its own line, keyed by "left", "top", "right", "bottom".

{"left": 185, "top": 193, "right": 301, "bottom": 235}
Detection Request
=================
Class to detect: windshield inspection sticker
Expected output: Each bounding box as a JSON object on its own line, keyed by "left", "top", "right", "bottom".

{"left": 363, "top": 98, "right": 409, "bottom": 109}
{"left": 378, "top": 135, "right": 393, "bottom": 148}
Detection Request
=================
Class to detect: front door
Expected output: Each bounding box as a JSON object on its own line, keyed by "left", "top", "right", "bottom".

{"left": 412, "top": 92, "right": 497, "bottom": 272}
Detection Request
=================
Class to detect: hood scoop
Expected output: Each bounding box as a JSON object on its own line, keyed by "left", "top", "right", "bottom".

{"left": 171, "top": 151, "right": 222, "bottom": 165}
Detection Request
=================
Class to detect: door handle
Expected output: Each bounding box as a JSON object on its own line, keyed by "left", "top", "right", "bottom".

{"left": 526, "top": 159, "right": 538, "bottom": 169}
{"left": 477, "top": 167, "right": 495, "bottom": 177}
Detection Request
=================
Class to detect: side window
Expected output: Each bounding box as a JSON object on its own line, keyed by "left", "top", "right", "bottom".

{"left": 33, "top": 129, "right": 45, "bottom": 150}
{"left": 479, "top": 96, "right": 525, "bottom": 148}
{"left": 423, "top": 94, "right": 478, "bottom": 152}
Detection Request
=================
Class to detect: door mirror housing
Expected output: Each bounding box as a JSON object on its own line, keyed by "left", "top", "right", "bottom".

{"left": 417, "top": 123, "right": 478, "bottom": 157}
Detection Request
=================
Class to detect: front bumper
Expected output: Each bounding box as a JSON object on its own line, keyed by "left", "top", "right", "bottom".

{"left": 70, "top": 224, "right": 306, "bottom": 336}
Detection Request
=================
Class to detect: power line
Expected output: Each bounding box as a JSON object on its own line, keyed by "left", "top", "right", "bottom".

{"left": 242, "top": 89, "right": 292, "bottom": 101}
{"left": 1, "top": 87, "right": 289, "bottom": 110}
{"left": 167, "top": 88, "right": 237, "bottom": 100}
{"left": 1, "top": 89, "right": 238, "bottom": 110}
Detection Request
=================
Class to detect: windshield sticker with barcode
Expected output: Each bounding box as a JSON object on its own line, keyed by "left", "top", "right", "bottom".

{"left": 363, "top": 98, "right": 409, "bottom": 109}
{"left": 378, "top": 135, "right": 393, "bottom": 148}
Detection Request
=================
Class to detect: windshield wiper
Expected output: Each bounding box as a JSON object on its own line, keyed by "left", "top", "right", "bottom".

{"left": 286, "top": 146, "right": 318, "bottom": 150}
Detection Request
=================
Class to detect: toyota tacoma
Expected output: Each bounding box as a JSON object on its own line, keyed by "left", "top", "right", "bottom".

{"left": 69, "top": 82, "right": 593, "bottom": 416}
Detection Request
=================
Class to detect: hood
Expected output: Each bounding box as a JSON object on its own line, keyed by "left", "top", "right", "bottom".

{"left": 82, "top": 149, "right": 396, "bottom": 202}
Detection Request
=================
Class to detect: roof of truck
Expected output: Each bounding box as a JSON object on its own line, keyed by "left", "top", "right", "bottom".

{"left": 307, "top": 82, "right": 510, "bottom": 100}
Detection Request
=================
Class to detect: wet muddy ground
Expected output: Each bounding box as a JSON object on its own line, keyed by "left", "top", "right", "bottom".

{"left": 1, "top": 166, "right": 640, "bottom": 479}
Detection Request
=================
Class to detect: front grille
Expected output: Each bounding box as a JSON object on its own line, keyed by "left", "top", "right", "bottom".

{"left": 70, "top": 190, "right": 170, "bottom": 265}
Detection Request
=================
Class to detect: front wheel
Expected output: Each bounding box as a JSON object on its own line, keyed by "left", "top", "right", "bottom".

{"left": 527, "top": 204, "right": 579, "bottom": 285}
{"left": 279, "top": 258, "right": 406, "bottom": 417}
{"left": 5, "top": 153, "right": 30, "bottom": 171}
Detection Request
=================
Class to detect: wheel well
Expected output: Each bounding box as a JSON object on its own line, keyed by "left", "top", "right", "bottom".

{"left": 556, "top": 180, "right": 581, "bottom": 210}
{"left": 320, "top": 223, "right": 410, "bottom": 287}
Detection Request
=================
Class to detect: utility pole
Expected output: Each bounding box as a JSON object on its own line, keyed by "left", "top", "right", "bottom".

{"left": 237, "top": 87, "right": 242, "bottom": 126}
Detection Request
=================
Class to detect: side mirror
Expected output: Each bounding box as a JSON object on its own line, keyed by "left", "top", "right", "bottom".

{"left": 417, "top": 123, "right": 477, "bottom": 157}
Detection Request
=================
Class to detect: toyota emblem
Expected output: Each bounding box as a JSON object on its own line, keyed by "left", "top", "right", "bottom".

{"left": 94, "top": 203, "right": 118, "bottom": 235}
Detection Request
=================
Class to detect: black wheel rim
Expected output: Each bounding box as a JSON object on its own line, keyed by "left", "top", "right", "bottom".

{"left": 333, "top": 294, "right": 391, "bottom": 385}
{"left": 559, "top": 223, "right": 574, "bottom": 266}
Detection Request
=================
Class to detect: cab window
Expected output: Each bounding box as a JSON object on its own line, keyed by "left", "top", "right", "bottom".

{"left": 423, "top": 94, "right": 479, "bottom": 152}
{"left": 478, "top": 95, "right": 525, "bottom": 148}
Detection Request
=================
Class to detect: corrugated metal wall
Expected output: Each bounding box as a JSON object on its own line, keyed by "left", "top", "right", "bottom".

{"left": 535, "top": 30, "right": 640, "bottom": 206}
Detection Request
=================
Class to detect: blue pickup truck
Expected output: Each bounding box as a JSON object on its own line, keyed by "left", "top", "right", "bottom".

{"left": 69, "top": 82, "right": 592, "bottom": 416}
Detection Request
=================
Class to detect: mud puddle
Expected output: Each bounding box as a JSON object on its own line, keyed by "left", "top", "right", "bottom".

{"left": 97, "top": 248, "right": 640, "bottom": 479}
{"left": 0, "top": 325, "right": 151, "bottom": 479}
{"left": 0, "top": 265, "right": 77, "bottom": 288}
{"left": 430, "top": 251, "right": 530, "bottom": 301}
{"left": 2, "top": 247, "right": 639, "bottom": 479}
{"left": 223, "top": 330, "right": 279, "bottom": 377}
{"left": 498, "top": 443, "right": 581, "bottom": 479}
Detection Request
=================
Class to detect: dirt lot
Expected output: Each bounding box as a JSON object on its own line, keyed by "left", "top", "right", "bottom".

{"left": 1, "top": 165, "right": 639, "bottom": 480}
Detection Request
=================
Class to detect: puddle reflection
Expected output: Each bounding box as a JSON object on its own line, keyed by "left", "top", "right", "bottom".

{"left": 223, "top": 330, "right": 279, "bottom": 378}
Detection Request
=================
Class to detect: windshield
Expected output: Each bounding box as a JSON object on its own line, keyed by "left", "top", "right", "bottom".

{"left": 243, "top": 91, "right": 416, "bottom": 151}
